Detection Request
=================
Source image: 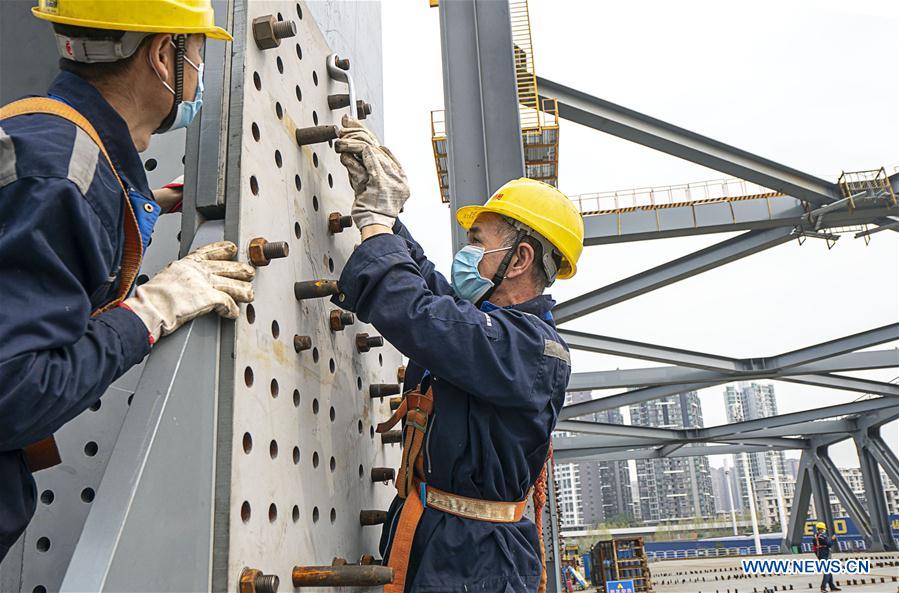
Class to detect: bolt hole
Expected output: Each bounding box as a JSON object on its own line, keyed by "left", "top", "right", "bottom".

{"left": 81, "top": 487, "right": 95, "bottom": 503}
{"left": 253, "top": 71, "right": 261, "bottom": 91}
{"left": 312, "top": 347, "right": 319, "bottom": 363}
{"left": 312, "top": 451, "right": 319, "bottom": 468}
{"left": 312, "top": 152, "right": 319, "bottom": 168}
{"left": 276, "top": 56, "right": 284, "bottom": 74}
{"left": 270, "top": 379, "right": 279, "bottom": 399}
{"left": 269, "top": 440, "right": 278, "bottom": 459}
{"left": 295, "top": 43, "right": 303, "bottom": 61}
{"left": 84, "top": 441, "right": 98, "bottom": 457}
{"left": 357, "top": 420, "right": 363, "bottom": 434}
{"left": 251, "top": 122, "right": 260, "bottom": 141}
{"left": 271, "top": 320, "right": 280, "bottom": 339}
{"left": 244, "top": 366, "right": 254, "bottom": 387}
{"left": 33, "top": 587, "right": 47, "bottom": 593}
{"left": 312, "top": 110, "right": 318, "bottom": 125}
{"left": 275, "top": 102, "right": 283, "bottom": 120}
{"left": 250, "top": 175, "right": 259, "bottom": 195}
{"left": 328, "top": 257, "right": 334, "bottom": 273}
{"left": 241, "top": 501, "right": 251, "bottom": 523}
{"left": 330, "top": 508, "right": 337, "bottom": 523}
{"left": 294, "top": 222, "right": 302, "bottom": 239}
{"left": 292, "top": 389, "right": 300, "bottom": 407}
{"left": 329, "top": 358, "right": 335, "bottom": 374}
{"left": 40, "top": 490, "right": 54, "bottom": 505}
{"left": 275, "top": 150, "right": 283, "bottom": 168}
{"left": 136, "top": 274, "right": 150, "bottom": 286}
{"left": 312, "top": 70, "right": 318, "bottom": 86}
{"left": 295, "top": 84, "right": 302, "bottom": 102}
{"left": 292, "top": 505, "right": 300, "bottom": 522}
{"left": 144, "top": 158, "right": 157, "bottom": 171}
{"left": 312, "top": 195, "right": 319, "bottom": 211}
{"left": 268, "top": 503, "right": 277, "bottom": 523}
{"left": 127, "top": 393, "right": 134, "bottom": 406}
{"left": 296, "top": 3, "right": 303, "bottom": 20}
{"left": 370, "top": 426, "right": 375, "bottom": 439}
{"left": 243, "top": 432, "right": 252, "bottom": 454}
{"left": 328, "top": 173, "right": 334, "bottom": 188}
{"left": 312, "top": 398, "right": 319, "bottom": 414}
{"left": 329, "top": 456, "right": 336, "bottom": 472}
{"left": 294, "top": 174, "right": 302, "bottom": 192}
{"left": 89, "top": 399, "right": 102, "bottom": 412}
{"left": 292, "top": 446, "right": 300, "bottom": 464}
{"left": 379, "top": 353, "right": 384, "bottom": 367}
{"left": 357, "top": 377, "right": 362, "bottom": 391}
{"left": 276, "top": 12, "right": 283, "bottom": 21}
{"left": 329, "top": 406, "right": 336, "bottom": 422}
{"left": 36, "top": 537, "right": 50, "bottom": 552}
{"left": 312, "top": 506, "right": 319, "bottom": 523}
{"left": 358, "top": 464, "right": 364, "bottom": 478}
{"left": 246, "top": 304, "right": 256, "bottom": 324}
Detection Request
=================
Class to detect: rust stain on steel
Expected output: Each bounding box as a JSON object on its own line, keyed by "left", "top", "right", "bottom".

{"left": 291, "top": 565, "right": 394, "bottom": 587}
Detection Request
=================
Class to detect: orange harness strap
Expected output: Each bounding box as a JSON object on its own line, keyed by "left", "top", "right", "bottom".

{"left": 0, "top": 98, "right": 144, "bottom": 315}
{"left": 533, "top": 443, "right": 554, "bottom": 593}
{"left": 377, "top": 389, "right": 433, "bottom": 499}
{"left": 1, "top": 98, "right": 145, "bottom": 473}
{"left": 383, "top": 482, "right": 424, "bottom": 593}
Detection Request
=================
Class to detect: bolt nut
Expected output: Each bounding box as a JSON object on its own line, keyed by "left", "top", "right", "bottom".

{"left": 396, "top": 365, "right": 406, "bottom": 384}
{"left": 331, "top": 557, "right": 349, "bottom": 566}
{"left": 380, "top": 430, "right": 402, "bottom": 445}
{"left": 356, "top": 100, "right": 373, "bottom": 119}
{"left": 330, "top": 310, "right": 355, "bottom": 331}
{"left": 369, "top": 383, "right": 401, "bottom": 399}
{"left": 293, "top": 335, "right": 312, "bottom": 353}
{"left": 359, "top": 554, "right": 378, "bottom": 566}
{"left": 371, "top": 467, "right": 395, "bottom": 483}
{"left": 356, "top": 333, "right": 384, "bottom": 353}
{"left": 248, "top": 237, "right": 289, "bottom": 267}
{"left": 253, "top": 15, "right": 297, "bottom": 50}
{"left": 240, "top": 568, "right": 280, "bottom": 593}
{"left": 328, "top": 212, "right": 353, "bottom": 234}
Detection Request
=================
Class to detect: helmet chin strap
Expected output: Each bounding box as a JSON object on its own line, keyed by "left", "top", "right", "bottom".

{"left": 154, "top": 35, "right": 186, "bottom": 134}
{"left": 478, "top": 228, "right": 527, "bottom": 305}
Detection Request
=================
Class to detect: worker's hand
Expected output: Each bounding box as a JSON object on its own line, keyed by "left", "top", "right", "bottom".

{"left": 122, "top": 241, "right": 255, "bottom": 342}
{"left": 335, "top": 114, "right": 410, "bottom": 229}
{"left": 152, "top": 175, "right": 184, "bottom": 213}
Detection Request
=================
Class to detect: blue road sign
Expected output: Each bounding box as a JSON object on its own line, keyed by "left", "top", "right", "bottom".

{"left": 606, "top": 579, "right": 635, "bottom": 593}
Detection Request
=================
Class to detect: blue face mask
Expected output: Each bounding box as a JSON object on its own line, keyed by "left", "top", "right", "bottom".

{"left": 151, "top": 43, "right": 204, "bottom": 133}
{"left": 451, "top": 245, "right": 512, "bottom": 303}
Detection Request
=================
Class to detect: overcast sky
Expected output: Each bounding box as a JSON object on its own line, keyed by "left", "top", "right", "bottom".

{"left": 380, "top": 0, "right": 899, "bottom": 469}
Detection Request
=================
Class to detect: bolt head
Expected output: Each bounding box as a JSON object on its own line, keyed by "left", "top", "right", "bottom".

{"left": 252, "top": 16, "right": 279, "bottom": 50}
{"left": 248, "top": 237, "right": 270, "bottom": 266}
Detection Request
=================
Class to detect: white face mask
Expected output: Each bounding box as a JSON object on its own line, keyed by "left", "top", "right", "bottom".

{"left": 150, "top": 40, "right": 204, "bottom": 133}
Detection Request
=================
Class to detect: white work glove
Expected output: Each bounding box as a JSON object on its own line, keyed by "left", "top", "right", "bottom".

{"left": 334, "top": 114, "right": 410, "bottom": 229}
{"left": 123, "top": 241, "right": 255, "bottom": 342}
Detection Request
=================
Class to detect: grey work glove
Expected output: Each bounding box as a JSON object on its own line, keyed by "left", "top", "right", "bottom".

{"left": 123, "top": 241, "right": 255, "bottom": 342}
{"left": 334, "top": 114, "right": 410, "bottom": 229}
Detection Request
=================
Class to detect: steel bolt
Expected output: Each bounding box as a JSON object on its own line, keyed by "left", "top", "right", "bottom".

{"left": 328, "top": 212, "right": 353, "bottom": 234}
{"left": 369, "top": 383, "right": 401, "bottom": 399}
{"left": 389, "top": 397, "right": 402, "bottom": 411}
{"left": 293, "top": 335, "right": 312, "bottom": 353}
{"left": 253, "top": 15, "right": 297, "bottom": 50}
{"left": 294, "top": 280, "right": 339, "bottom": 300}
{"left": 360, "top": 510, "right": 388, "bottom": 526}
{"left": 356, "top": 333, "right": 384, "bottom": 353}
{"left": 330, "top": 310, "right": 355, "bottom": 332}
{"left": 356, "top": 100, "right": 373, "bottom": 119}
{"left": 296, "top": 125, "right": 339, "bottom": 146}
{"left": 371, "top": 467, "right": 395, "bottom": 483}
{"left": 380, "top": 430, "right": 402, "bottom": 445}
{"left": 292, "top": 564, "right": 392, "bottom": 588}
{"left": 396, "top": 365, "right": 406, "bottom": 384}
{"left": 248, "top": 237, "right": 289, "bottom": 267}
{"left": 240, "top": 568, "right": 280, "bottom": 593}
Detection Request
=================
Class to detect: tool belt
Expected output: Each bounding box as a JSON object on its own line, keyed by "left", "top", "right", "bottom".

{"left": 1, "top": 98, "right": 145, "bottom": 474}
{"left": 376, "top": 385, "right": 550, "bottom": 593}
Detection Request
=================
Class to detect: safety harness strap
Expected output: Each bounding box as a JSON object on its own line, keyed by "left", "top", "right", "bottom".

{"left": 383, "top": 482, "right": 424, "bottom": 593}
{"left": 0, "top": 98, "right": 144, "bottom": 315}
{"left": 0, "top": 98, "right": 145, "bottom": 474}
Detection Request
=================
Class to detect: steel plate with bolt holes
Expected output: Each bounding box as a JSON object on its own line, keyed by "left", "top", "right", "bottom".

{"left": 222, "top": 1, "right": 399, "bottom": 590}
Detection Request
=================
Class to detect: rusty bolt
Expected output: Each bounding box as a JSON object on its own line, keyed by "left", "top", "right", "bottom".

{"left": 240, "top": 567, "right": 280, "bottom": 593}
{"left": 331, "top": 557, "right": 348, "bottom": 566}
{"left": 396, "top": 365, "right": 406, "bottom": 384}
{"left": 356, "top": 333, "right": 384, "bottom": 353}
{"left": 369, "top": 383, "right": 401, "bottom": 399}
{"left": 335, "top": 56, "right": 350, "bottom": 70}
{"left": 359, "top": 554, "right": 378, "bottom": 566}
{"left": 296, "top": 125, "right": 339, "bottom": 146}
{"left": 293, "top": 335, "right": 312, "bottom": 353}
{"left": 380, "top": 430, "right": 402, "bottom": 445}
{"left": 371, "top": 467, "right": 395, "bottom": 483}
{"left": 253, "top": 15, "right": 297, "bottom": 50}
{"left": 360, "top": 510, "right": 388, "bottom": 526}
{"left": 389, "top": 397, "right": 402, "bottom": 411}
{"left": 329, "top": 310, "right": 355, "bottom": 331}
{"left": 294, "top": 280, "right": 339, "bottom": 300}
{"left": 248, "top": 237, "right": 289, "bottom": 267}
{"left": 357, "top": 100, "right": 373, "bottom": 119}
{"left": 328, "top": 212, "right": 353, "bottom": 234}
{"left": 292, "top": 565, "right": 392, "bottom": 588}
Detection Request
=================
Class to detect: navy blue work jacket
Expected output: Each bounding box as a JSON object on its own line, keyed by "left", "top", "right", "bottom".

{"left": 0, "top": 72, "right": 155, "bottom": 560}
{"left": 334, "top": 220, "right": 571, "bottom": 592}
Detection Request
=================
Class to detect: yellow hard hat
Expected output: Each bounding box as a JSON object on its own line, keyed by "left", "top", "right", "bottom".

{"left": 816, "top": 522, "right": 826, "bottom": 530}
{"left": 456, "top": 178, "right": 585, "bottom": 279}
{"left": 32, "top": 0, "right": 232, "bottom": 41}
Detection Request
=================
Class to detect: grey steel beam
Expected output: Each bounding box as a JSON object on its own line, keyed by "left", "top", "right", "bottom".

{"left": 769, "top": 324, "right": 899, "bottom": 370}
{"left": 559, "top": 417, "right": 853, "bottom": 442}
{"left": 866, "top": 435, "right": 899, "bottom": 490}
{"left": 555, "top": 420, "right": 683, "bottom": 440}
{"left": 567, "top": 349, "right": 899, "bottom": 391}
{"left": 559, "top": 381, "right": 718, "bottom": 420}
{"left": 554, "top": 442, "right": 794, "bottom": 463}
{"left": 537, "top": 77, "right": 841, "bottom": 206}
{"left": 785, "top": 453, "right": 814, "bottom": 550}
{"left": 558, "top": 330, "right": 739, "bottom": 371}
{"left": 554, "top": 227, "right": 795, "bottom": 322}
{"left": 439, "top": 0, "right": 525, "bottom": 252}
{"left": 815, "top": 453, "right": 872, "bottom": 545}
{"left": 782, "top": 373, "right": 899, "bottom": 397}
{"left": 853, "top": 432, "right": 896, "bottom": 551}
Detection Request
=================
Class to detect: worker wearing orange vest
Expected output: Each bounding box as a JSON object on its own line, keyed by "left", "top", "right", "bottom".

{"left": 0, "top": 0, "right": 253, "bottom": 561}
{"left": 332, "top": 116, "right": 585, "bottom": 592}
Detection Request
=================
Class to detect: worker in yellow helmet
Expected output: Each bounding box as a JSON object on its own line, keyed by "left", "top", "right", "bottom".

{"left": 814, "top": 522, "right": 841, "bottom": 592}
{"left": 0, "top": 1, "right": 251, "bottom": 561}
{"left": 332, "top": 116, "right": 584, "bottom": 593}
